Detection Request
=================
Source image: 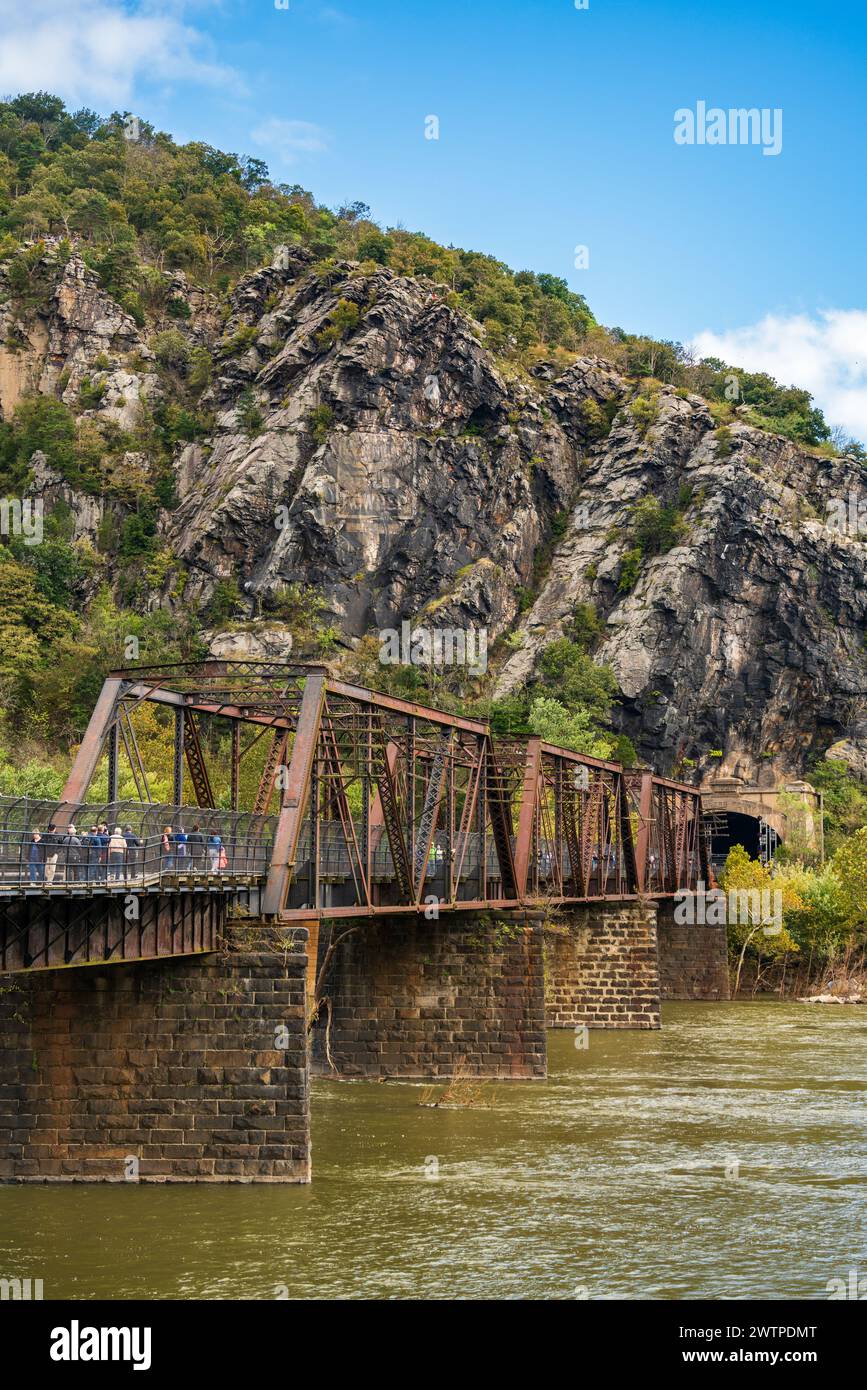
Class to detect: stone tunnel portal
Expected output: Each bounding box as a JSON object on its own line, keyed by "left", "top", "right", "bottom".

{"left": 704, "top": 808, "right": 781, "bottom": 874}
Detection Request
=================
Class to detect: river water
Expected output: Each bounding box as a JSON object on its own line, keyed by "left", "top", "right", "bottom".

{"left": 1, "top": 1001, "right": 865, "bottom": 1300}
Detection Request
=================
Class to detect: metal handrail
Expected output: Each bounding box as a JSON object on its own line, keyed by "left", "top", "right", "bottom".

{"left": 0, "top": 795, "right": 277, "bottom": 842}
{"left": 2, "top": 833, "right": 272, "bottom": 892}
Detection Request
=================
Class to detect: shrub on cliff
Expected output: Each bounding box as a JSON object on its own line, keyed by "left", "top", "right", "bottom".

{"left": 527, "top": 695, "right": 615, "bottom": 759}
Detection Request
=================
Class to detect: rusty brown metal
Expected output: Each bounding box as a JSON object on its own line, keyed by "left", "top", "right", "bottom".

{"left": 230, "top": 721, "right": 241, "bottom": 811}
{"left": 325, "top": 678, "right": 490, "bottom": 735}
{"left": 59, "top": 676, "right": 125, "bottom": 812}
{"left": 261, "top": 674, "right": 326, "bottom": 917}
{"left": 183, "top": 711, "right": 216, "bottom": 809}
{"left": 513, "top": 737, "right": 543, "bottom": 898}
{"left": 412, "top": 730, "right": 451, "bottom": 903}
{"left": 0, "top": 894, "right": 224, "bottom": 973}
{"left": 253, "top": 729, "right": 289, "bottom": 816}
{"left": 485, "top": 735, "right": 519, "bottom": 901}
{"left": 370, "top": 728, "right": 412, "bottom": 899}
{"left": 8, "top": 665, "right": 709, "bottom": 957}
{"left": 320, "top": 713, "right": 369, "bottom": 906}
{"left": 632, "top": 772, "right": 654, "bottom": 890}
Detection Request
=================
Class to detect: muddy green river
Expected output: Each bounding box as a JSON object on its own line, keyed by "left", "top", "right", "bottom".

{"left": 1, "top": 1002, "right": 865, "bottom": 1300}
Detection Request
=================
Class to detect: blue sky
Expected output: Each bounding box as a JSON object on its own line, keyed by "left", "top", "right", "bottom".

{"left": 3, "top": 0, "right": 866, "bottom": 436}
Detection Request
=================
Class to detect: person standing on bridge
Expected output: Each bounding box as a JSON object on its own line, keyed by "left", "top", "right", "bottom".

{"left": 60, "top": 824, "right": 82, "bottom": 883}
{"left": 108, "top": 826, "right": 127, "bottom": 883}
{"left": 28, "top": 830, "right": 44, "bottom": 885}
{"left": 123, "top": 825, "right": 141, "bottom": 879}
{"left": 161, "top": 825, "right": 174, "bottom": 872}
{"left": 42, "top": 825, "right": 59, "bottom": 886}
{"left": 208, "top": 831, "right": 224, "bottom": 874}
{"left": 187, "top": 824, "right": 206, "bottom": 868}
{"left": 82, "top": 826, "right": 100, "bottom": 882}
{"left": 95, "top": 824, "right": 109, "bottom": 882}
{"left": 173, "top": 825, "right": 188, "bottom": 870}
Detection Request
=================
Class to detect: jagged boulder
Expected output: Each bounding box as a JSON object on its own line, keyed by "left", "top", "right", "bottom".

{"left": 167, "top": 263, "right": 570, "bottom": 636}
{"left": 825, "top": 739, "right": 867, "bottom": 782}
{"left": 496, "top": 393, "right": 867, "bottom": 780}
{"left": 204, "top": 624, "right": 294, "bottom": 661}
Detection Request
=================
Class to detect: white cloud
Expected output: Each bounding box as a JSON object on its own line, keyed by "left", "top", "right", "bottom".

{"left": 0, "top": 0, "right": 238, "bottom": 107}
{"left": 249, "top": 117, "right": 328, "bottom": 167}
{"left": 691, "top": 309, "right": 867, "bottom": 444}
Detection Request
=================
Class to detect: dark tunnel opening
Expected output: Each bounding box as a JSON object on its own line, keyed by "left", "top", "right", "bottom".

{"left": 704, "top": 809, "right": 782, "bottom": 874}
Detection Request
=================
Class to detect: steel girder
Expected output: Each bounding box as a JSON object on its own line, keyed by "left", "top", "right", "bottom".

{"left": 0, "top": 893, "right": 224, "bottom": 972}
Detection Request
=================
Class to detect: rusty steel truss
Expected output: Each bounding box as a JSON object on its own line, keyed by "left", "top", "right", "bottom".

{"left": 42, "top": 661, "right": 710, "bottom": 924}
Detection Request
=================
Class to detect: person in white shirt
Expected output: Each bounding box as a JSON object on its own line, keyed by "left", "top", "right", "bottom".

{"left": 108, "top": 826, "right": 127, "bottom": 882}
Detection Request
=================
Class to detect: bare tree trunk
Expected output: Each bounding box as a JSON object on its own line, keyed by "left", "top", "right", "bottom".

{"left": 734, "top": 925, "right": 763, "bottom": 998}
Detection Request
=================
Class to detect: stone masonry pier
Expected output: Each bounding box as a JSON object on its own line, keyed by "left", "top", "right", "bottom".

{"left": 544, "top": 903, "right": 663, "bottom": 1030}
{"left": 309, "top": 913, "right": 547, "bottom": 1079}
{"left": 0, "top": 902, "right": 730, "bottom": 1181}
{"left": 544, "top": 898, "right": 730, "bottom": 1029}
{"left": 0, "top": 924, "right": 310, "bottom": 1183}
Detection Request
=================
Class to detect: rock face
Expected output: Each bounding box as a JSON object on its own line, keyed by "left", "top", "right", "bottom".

{"left": 29, "top": 452, "right": 104, "bottom": 541}
{"left": 7, "top": 246, "right": 867, "bottom": 783}
{"left": 496, "top": 387, "right": 867, "bottom": 784}
{"left": 0, "top": 249, "right": 158, "bottom": 428}
{"left": 168, "top": 255, "right": 568, "bottom": 638}
{"left": 204, "top": 624, "right": 294, "bottom": 662}
{"left": 41, "top": 254, "right": 142, "bottom": 394}
{"left": 825, "top": 739, "right": 867, "bottom": 782}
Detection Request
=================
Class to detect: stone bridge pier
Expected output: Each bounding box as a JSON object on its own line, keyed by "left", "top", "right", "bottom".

{"left": 309, "top": 913, "right": 548, "bottom": 1079}
{"left": 544, "top": 898, "right": 730, "bottom": 1031}
{"left": 0, "top": 925, "right": 311, "bottom": 1184}
{"left": 308, "top": 896, "right": 730, "bottom": 1077}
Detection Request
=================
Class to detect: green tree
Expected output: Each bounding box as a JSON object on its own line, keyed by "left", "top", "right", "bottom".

{"left": 527, "top": 696, "right": 614, "bottom": 758}
{"left": 538, "top": 638, "right": 617, "bottom": 723}
{"left": 831, "top": 828, "right": 867, "bottom": 942}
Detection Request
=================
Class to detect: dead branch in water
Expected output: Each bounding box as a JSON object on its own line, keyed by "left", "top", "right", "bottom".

{"left": 419, "top": 1056, "right": 493, "bottom": 1108}
{"left": 307, "top": 924, "right": 360, "bottom": 1071}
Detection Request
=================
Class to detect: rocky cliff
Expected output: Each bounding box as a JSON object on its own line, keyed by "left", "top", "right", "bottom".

{"left": 2, "top": 244, "right": 865, "bottom": 785}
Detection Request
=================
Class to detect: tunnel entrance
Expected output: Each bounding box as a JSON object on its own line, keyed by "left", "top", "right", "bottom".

{"left": 703, "top": 809, "right": 781, "bottom": 876}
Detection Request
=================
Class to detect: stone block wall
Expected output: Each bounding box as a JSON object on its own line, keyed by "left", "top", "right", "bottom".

{"left": 656, "top": 900, "right": 731, "bottom": 1000}
{"left": 311, "top": 913, "right": 546, "bottom": 1079}
{"left": 0, "top": 924, "right": 310, "bottom": 1183}
{"left": 544, "top": 902, "right": 661, "bottom": 1029}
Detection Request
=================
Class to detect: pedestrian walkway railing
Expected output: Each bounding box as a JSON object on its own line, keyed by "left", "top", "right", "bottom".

{"left": 0, "top": 796, "right": 276, "bottom": 894}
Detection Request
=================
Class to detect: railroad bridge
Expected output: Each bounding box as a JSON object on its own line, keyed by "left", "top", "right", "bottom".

{"left": 0, "top": 662, "right": 728, "bottom": 1184}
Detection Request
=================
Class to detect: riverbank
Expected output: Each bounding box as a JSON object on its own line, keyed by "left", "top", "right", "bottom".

{"left": 730, "top": 957, "right": 867, "bottom": 1002}
{"left": 797, "top": 969, "right": 866, "bottom": 1004}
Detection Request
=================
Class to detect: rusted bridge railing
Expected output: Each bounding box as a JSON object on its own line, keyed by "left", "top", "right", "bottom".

{"left": 0, "top": 662, "right": 709, "bottom": 969}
